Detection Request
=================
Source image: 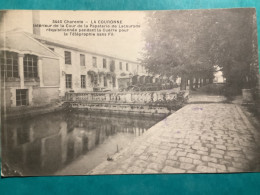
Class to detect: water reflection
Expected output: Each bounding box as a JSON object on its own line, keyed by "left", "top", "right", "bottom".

{"left": 2, "top": 111, "right": 163, "bottom": 176}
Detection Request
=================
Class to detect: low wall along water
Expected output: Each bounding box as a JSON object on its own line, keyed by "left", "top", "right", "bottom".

{"left": 63, "top": 89, "right": 189, "bottom": 115}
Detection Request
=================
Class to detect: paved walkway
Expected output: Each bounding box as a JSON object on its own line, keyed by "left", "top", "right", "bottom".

{"left": 188, "top": 94, "right": 227, "bottom": 103}
{"left": 88, "top": 103, "right": 260, "bottom": 174}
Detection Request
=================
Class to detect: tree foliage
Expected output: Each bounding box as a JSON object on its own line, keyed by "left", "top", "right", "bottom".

{"left": 141, "top": 9, "right": 259, "bottom": 89}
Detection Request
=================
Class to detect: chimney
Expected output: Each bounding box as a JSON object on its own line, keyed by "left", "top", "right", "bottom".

{"left": 32, "top": 10, "right": 41, "bottom": 35}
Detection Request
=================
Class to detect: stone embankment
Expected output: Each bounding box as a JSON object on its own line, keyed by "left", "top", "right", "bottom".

{"left": 88, "top": 101, "right": 260, "bottom": 174}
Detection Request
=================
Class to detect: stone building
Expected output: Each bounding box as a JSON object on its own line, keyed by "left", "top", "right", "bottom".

{"left": 28, "top": 32, "right": 146, "bottom": 95}
{"left": 0, "top": 30, "right": 61, "bottom": 113}
{"left": 0, "top": 29, "right": 148, "bottom": 113}
{"left": 0, "top": 10, "right": 149, "bottom": 115}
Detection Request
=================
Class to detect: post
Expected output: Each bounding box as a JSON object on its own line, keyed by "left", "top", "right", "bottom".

{"left": 200, "top": 78, "right": 203, "bottom": 87}
{"left": 203, "top": 78, "right": 206, "bottom": 86}
{"left": 38, "top": 57, "right": 43, "bottom": 87}
{"left": 190, "top": 77, "right": 194, "bottom": 90}
{"left": 180, "top": 77, "right": 186, "bottom": 90}
{"left": 18, "top": 53, "right": 24, "bottom": 88}
{"left": 198, "top": 78, "right": 201, "bottom": 87}
{"left": 195, "top": 78, "right": 199, "bottom": 89}
{"left": 125, "top": 93, "right": 131, "bottom": 102}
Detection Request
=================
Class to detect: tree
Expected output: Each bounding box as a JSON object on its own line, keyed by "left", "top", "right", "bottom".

{"left": 141, "top": 9, "right": 259, "bottom": 91}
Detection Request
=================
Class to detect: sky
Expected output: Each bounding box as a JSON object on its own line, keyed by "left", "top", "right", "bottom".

{"left": 1, "top": 10, "right": 148, "bottom": 62}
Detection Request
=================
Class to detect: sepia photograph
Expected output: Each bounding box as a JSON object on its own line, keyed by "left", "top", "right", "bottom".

{"left": 0, "top": 8, "right": 259, "bottom": 177}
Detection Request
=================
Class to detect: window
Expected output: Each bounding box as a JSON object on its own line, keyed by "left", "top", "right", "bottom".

{"left": 81, "top": 75, "right": 86, "bottom": 88}
{"left": 16, "top": 89, "right": 28, "bottom": 106}
{"left": 65, "top": 51, "right": 71, "bottom": 64}
{"left": 104, "top": 76, "right": 107, "bottom": 87}
{"left": 119, "top": 62, "right": 122, "bottom": 70}
{"left": 65, "top": 74, "right": 72, "bottom": 88}
{"left": 80, "top": 54, "right": 85, "bottom": 66}
{"left": 92, "top": 56, "right": 97, "bottom": 67}
{"left": 126, "top": 63, "right": 129, "bottom": 71}
{"left": 112, "top": 77, "right": 116, "bottom": 88}
{"left": 110, "top": 60, "right": 115, "bottom": 72}
{"left": 49, "top": 47, "right": 55, "bottom": 51}
{"left": 23, "top": 54, "right": 38, "bottom": 78}
{"left": 0, "top": 51, "right": 19, "bottom": 78}
{"left": 103, "top": 59, "right": 106, "bottom": 68}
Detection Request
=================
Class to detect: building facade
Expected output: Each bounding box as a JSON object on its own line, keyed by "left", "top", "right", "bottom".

{"left": 1, "top": 29, "right": 148, "bottom": 113}
{"left": 0, "top": 31, "right": 60, "bottom": 113}
{"left": 29, "top": 32, "right": 147, "bottom": 95}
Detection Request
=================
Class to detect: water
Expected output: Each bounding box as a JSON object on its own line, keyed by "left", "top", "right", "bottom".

{"left": 2, "top": 111, "right": 164, "bottom": 176}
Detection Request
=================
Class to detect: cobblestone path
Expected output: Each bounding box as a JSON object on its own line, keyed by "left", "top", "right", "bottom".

{"left": 88, "top": 103, "right": 260, "bottom": 174}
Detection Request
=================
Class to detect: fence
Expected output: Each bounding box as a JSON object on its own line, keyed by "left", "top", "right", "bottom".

{"left": 64, "top": 89, "right": 186, "bottom": 104}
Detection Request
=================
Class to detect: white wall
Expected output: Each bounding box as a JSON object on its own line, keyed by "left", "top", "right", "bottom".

{"left": 44, "top": 43, "right": 147, "bottom": 93}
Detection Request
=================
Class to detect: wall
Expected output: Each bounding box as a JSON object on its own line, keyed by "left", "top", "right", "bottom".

{"left": 47, "top": 44, "right": 143, "bottom": 93}
{"left": 1, "top": 80, "right": 20, "bottom": 108}
{"left": 32, "top": 87, "right": 60, "bottom": 105}
{"left": 1, "top": 87, "right": 12, "bottom": 108}
{"left": 42, "top": 58, "right": 60, "bottom": 86}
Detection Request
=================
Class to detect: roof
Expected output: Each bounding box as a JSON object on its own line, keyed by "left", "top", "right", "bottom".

{"left": 0, "top": 31, "right": 59, "bottom": 59}
{"left": 25, "top": 32, "right": 139, "bottom": 64}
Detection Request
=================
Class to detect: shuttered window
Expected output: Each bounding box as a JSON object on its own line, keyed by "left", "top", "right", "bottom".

{"left": 81, "top": 75, "right": 86, "bottom": 88}
{"left": 92, "top": 56, "right": 97, "bottom": 67}
{"left": 66, "top": 74, "right": 72, "bottom": 88}
{"left": 80, "top": 54, "right": 85, "bottom": 66}
{"left": 65, "top": 51, "right": 71, "bottom": 64}
{"left": 104, "top": 76, "right": 107, "bottom": 87}
{"left": 103, "top": 59, "right": 106, "bottom": 68}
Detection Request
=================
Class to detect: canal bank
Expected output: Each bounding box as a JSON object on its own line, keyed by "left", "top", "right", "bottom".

{"left": 2, "top": 102, "right": 63, "bottom": 120}
{"left": 1, "top": 109, "right": 165, "bottom": 176}
{"left": 2, "top": 89, "right": 188, "bottom": 176}
{"left": 2, "top": 89, "right": 188, "bottom": 120}
{"left": 88, "top": 102, "right": 260, "bottom": 174}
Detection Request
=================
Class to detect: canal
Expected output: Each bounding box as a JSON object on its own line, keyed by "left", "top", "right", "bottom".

{"left": 2, "top": 111, "right": 165, "bottom": 176}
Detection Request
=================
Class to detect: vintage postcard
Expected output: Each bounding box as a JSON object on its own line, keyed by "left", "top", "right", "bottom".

{"left": 0, "top": 9, "right": 259, "bottom": 177}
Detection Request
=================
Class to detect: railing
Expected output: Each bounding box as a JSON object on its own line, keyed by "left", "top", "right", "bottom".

{"left": 64, "top": 89, "right": 187, "bottom": 104}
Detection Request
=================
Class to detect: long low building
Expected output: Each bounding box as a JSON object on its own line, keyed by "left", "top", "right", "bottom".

{"left": 28, "top": 32, "right": 147, "bottom": 95}
{"left": 0, "top": 29, "right": 148, "bottom": 113}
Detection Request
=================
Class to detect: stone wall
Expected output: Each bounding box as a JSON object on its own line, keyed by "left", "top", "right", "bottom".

{"left": 42, "top": 58, "right": 60, "bottom": 86}
{"left": 32, "top": 87, "right": 60, "bottom": 105}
